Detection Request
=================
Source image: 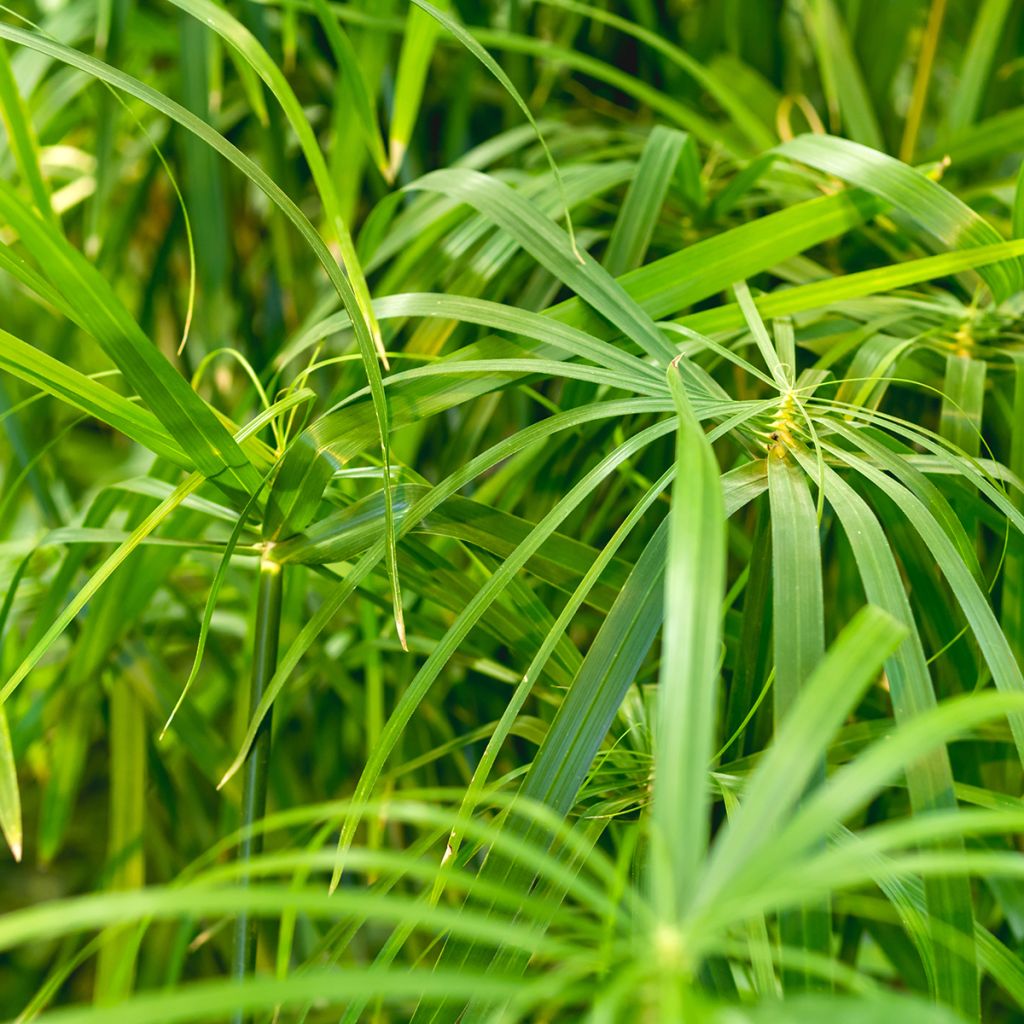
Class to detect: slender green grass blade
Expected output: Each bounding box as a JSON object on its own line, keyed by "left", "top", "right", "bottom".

{"left": 652, "top": 359, "right": 725, "bottom": 919}
{"left": 808, "top": 0, "right": 883, "bottom": 148}
{"left": 0, "top": 37, "right": 56, "bottom": 226}
{"left": 389, "top": 0, "right": 448, "bottom": 177}
{"left": 945, "top": 0, "right": 1013, "bottom": 135}
{"left": 0, "top": 706, "right": 21, "bottom": 861}
{"left": 604, "top": 126, "right": 687, "bottom": 277}
{"left": 776, "top": 134, "right": 1023, "bottom": 301}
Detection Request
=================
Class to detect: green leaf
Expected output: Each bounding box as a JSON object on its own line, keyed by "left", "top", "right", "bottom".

{"left": 309, "top": 0, "right": 389, "bottom": 177}
{"left": 219, "top": 397, "right": 674, "bottom": 792}
{"left": 683, "top": 239, "right": 1024, "bottom": 335}
{"left": 1014, "top": 160, "right": 1024, "bottom": 240}
{"left": 330, "top": 416, "right": 678, "bottom": 891}
{"left": 0, "top": 180, "right": 260, "bottom": 500}
{"left": 734, "top": 280, "right": 791, "bottom": 390}
{"left": 775, "top": 134, "right": 1023, "bottom": 302}
{"left": 945, "top": 0, "right": 1014, "bottom": 136}
{"left": 282, "top": 190, "right": 887, "bottom": 457}
{"left": 695, "top": 605, "right": 905, "bottom": 917}
{"left": 406, "top": 168, "right": 678, "bottom": 366}
{"left": 277, "top": 291, "right": 661, "bottom": 384}
{"left": 413, "top": 462, "right": 768, "bottom": 1024}
{"left": 389, "top": 0, "right": 449, "bottom": 177}
{"left": 0, "top": 706, "right": 21, "bottom": 862}
{"left": 0, "top": 38, "right": 57, "bottom": 227}
{"left": 807, "top": 0, "right": 883, "bottom": 149}
{"left": 651, "top": 359, "right": 726, "bottom": 920}
{"left": 767, "top": 455, "right": 824, "bottom": 722}
{"left": 714, "top": 991, "right": 970, "bottom": 1024}
{"left": 0, "top": 15, "right": 405, "bottom": 646}
{"left": 94, "top": 682, "right": 147, "bottom": 1000}
{"left": 0, "top": 395, "right": 304, "bottom": 709}
{"left": 0, "top": 328, "right": 188, "bottom": 467}
{"left": 537, "top": 0, "right": 775, "bottom": 151}
{"left": 166, "top": 0, "right": 384, "bottom": 361}
{"left": 766, "top": 451, "right": 831, "bottom": 990}
{"left": 811, "top": 450, "right": 982, "bottom": 1015}
{"left": 828, "top": 431, "right": 1024, "bottom": 762}
{"left": 604, "top": 126, "right": 688, "bottom": 277}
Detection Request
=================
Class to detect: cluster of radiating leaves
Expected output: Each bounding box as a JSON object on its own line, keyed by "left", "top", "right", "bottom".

{"left": 2, "top": 0, "right": 1024, "bottom": 1022}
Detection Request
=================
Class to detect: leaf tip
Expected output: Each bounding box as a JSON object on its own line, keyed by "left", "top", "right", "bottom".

{"left": 396, "top": 607, "right": 408, "bottom": 652}
{"left": 388, "top": 139, "right": 407, "bottom": 181}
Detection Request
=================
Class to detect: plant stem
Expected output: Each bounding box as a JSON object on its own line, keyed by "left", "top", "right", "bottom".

{"left": 231, "top": 554, "right": 283, "bottom": 1023}
{"left": 899, "top": 0, "right": 947, "bottom": 163}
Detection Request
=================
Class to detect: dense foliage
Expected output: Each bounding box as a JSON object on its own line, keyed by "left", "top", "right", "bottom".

{"left": 2, "top": 0, "right": 1024, "bottom": 1020}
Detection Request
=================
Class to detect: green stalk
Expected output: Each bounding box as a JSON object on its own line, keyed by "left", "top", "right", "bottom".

{"left": 899, "top": 0, "right": 946, "bottom": 163}
{"left": 231, "top": 554, "right": 283, "bottom": 1023}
